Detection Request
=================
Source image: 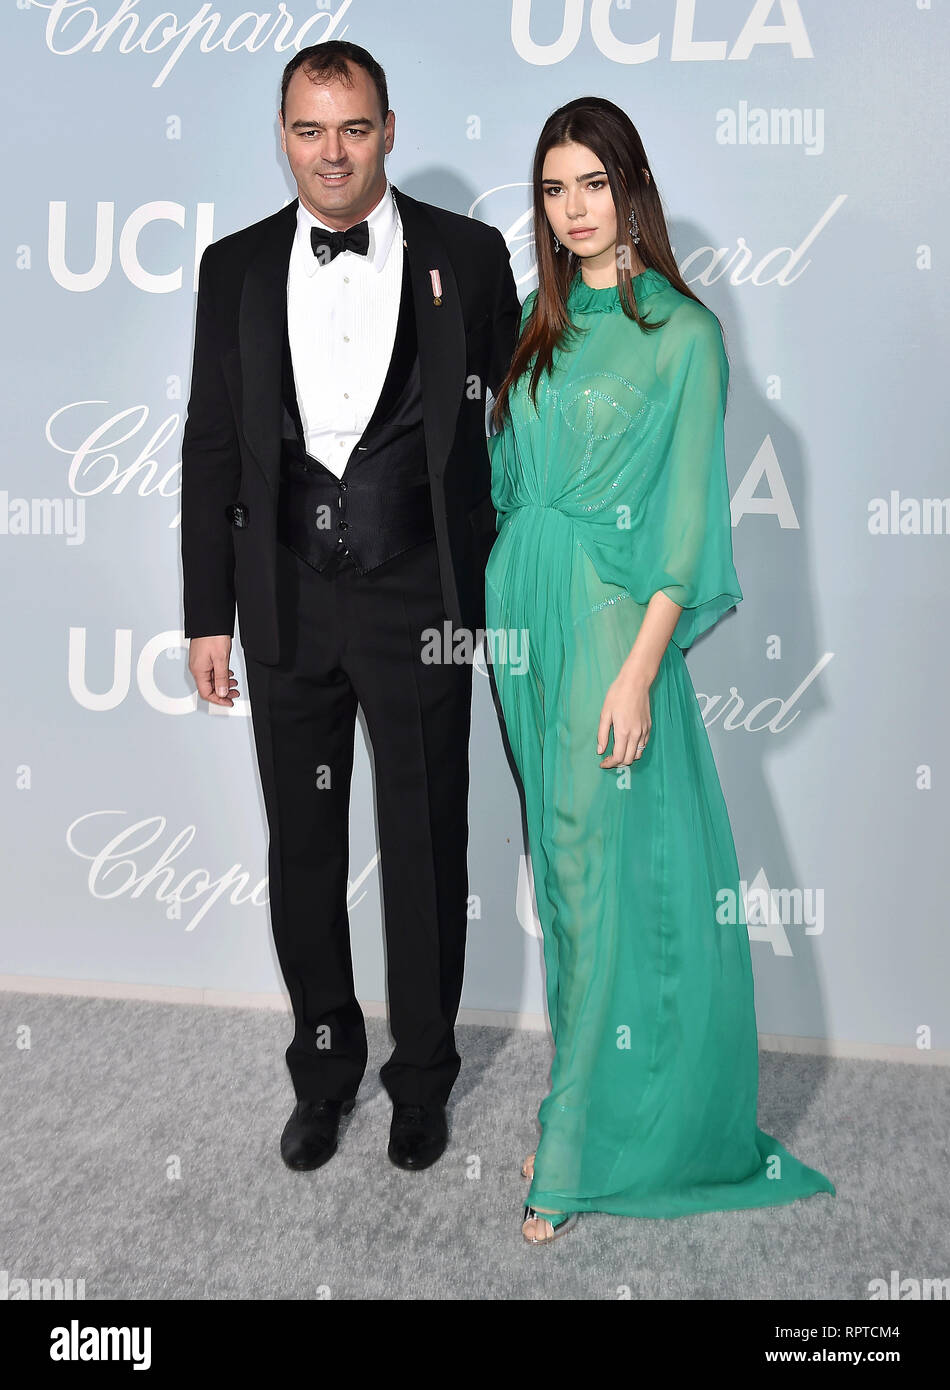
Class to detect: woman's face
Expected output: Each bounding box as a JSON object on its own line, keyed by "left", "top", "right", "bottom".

{"left": 540, "top": 141, "right": 618, "bottom": 265}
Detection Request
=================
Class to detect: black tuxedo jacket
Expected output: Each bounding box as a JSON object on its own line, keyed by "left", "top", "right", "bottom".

{"left": 180, "top": 185, "right": 521, "bottom": 665}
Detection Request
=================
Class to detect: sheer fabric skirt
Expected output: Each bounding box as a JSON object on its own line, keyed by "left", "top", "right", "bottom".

{"left": 485, "top": 504, "right": 835, "bottom": 1217}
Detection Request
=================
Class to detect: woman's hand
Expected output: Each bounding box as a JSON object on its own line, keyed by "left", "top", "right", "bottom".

{"left": 597, "top": 667, "right": 652, "bottom": 768}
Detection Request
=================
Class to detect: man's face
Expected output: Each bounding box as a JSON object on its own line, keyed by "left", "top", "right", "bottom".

{"left": 279, "top": 62, "right": 394, "bottom": 229}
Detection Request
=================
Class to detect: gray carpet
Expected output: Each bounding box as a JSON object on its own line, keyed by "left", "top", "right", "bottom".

{"left": 1, "top": 990, "right": 946, "bottom": 1300}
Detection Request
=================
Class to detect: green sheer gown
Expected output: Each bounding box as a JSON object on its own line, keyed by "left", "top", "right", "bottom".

{"left": 485, "top": 269, "right": 835, "bottom": 1218}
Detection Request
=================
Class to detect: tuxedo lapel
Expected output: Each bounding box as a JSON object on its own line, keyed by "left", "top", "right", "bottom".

{"left": 238, "top": 199, "right": 298, "bottom": 492}
{"left": 392, "top": 186, "right": 465, "bottom": 480}
{"left": 357, "top": 249, "right": 416, "bottom": 443}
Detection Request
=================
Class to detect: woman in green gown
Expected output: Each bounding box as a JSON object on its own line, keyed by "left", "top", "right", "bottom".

{"left": 485, "top": 98, "right": 835, "bottom": 1244}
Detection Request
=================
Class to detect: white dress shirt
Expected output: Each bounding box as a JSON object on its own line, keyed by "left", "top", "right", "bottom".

{"left": 286, "top": 183, "right": 403, "bottom": 477}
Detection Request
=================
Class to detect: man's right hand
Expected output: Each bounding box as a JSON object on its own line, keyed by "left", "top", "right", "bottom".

{"left": 189, "top": 635, "right": 240, "bottom": 707}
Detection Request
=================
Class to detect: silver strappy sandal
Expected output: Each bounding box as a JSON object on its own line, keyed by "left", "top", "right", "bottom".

{"left": 521, "top": 1203, "right": 579, "bottom": 1244}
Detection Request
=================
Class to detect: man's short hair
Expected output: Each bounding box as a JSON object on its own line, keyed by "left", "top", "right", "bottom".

{"left": 280, "top": 41, "right": 390, "bottom": 125}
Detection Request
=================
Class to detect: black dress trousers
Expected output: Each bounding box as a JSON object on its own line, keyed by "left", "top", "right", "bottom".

{"left": 243, "top": 533, "right": 473, "bottom": 1109}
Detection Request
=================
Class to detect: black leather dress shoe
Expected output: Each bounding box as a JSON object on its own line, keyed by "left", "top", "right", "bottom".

{"left": 280, "top": 1098, "right": 355, "bottom": 1171}
{"left": 388, "top": 1103, "right": 448, "bottom": 1171}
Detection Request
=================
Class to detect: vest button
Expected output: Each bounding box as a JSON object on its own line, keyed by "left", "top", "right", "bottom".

{"left": 338, "top": 520, "right": 348, "bottom": 531}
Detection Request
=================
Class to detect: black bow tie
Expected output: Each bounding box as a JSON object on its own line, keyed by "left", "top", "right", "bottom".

{"left": 310, "top": 220, "right": 370, "bottom": 264}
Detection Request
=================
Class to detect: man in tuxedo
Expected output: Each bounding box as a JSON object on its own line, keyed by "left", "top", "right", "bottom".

{"left": 181, "top": 40, "right": 520, "bottom": 1173}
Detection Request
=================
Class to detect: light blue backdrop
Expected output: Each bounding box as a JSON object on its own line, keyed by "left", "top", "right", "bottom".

{"left": 2, "top": 0, "right": 947, "bottom": 1056}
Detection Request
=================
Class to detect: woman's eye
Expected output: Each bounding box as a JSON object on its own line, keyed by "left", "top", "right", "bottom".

{"left": 544, "top": 187, "right": 562, "bottom": 197}
{"left": 588, "top": 180, "right": 605, "bottom": 191}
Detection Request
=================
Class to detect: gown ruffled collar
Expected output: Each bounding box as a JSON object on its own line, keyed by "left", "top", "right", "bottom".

{"left": 566, "top": 268, "right": 668, "bottom": 313}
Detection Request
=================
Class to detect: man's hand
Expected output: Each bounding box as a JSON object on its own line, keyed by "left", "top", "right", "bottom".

{"left": 189, "top": 635, "right": 240, "bottom": 707}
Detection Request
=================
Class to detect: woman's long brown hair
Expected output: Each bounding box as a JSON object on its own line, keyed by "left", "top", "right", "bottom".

{"left": 491, "top": 96, "right": 718, "bottom": 429}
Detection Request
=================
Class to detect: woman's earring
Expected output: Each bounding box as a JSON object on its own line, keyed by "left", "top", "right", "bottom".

{"left": 553, "top": 233, "right": 561, "bottom": 253}
{"left": 628, "top": 209, "right": 640, "bottom": 246}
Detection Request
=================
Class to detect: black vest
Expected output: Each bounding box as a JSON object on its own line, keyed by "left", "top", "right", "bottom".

{"left": 276, "top": 252, "right": 434, "bottom": 574}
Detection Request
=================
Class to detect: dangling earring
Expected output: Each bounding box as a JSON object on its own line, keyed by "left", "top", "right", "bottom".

{"left": 628, "top": 208, "right": 640, "bottom": 246}
{"left": 553, "top": 233, "right": 561, "bottom": 253}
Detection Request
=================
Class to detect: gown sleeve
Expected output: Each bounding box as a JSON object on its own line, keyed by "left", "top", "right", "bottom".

{"left": 488, "top": 290, "right": 537, "bottom": 531}
{"left": 644, "top": 305, "right": 743, "bottom": 650}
